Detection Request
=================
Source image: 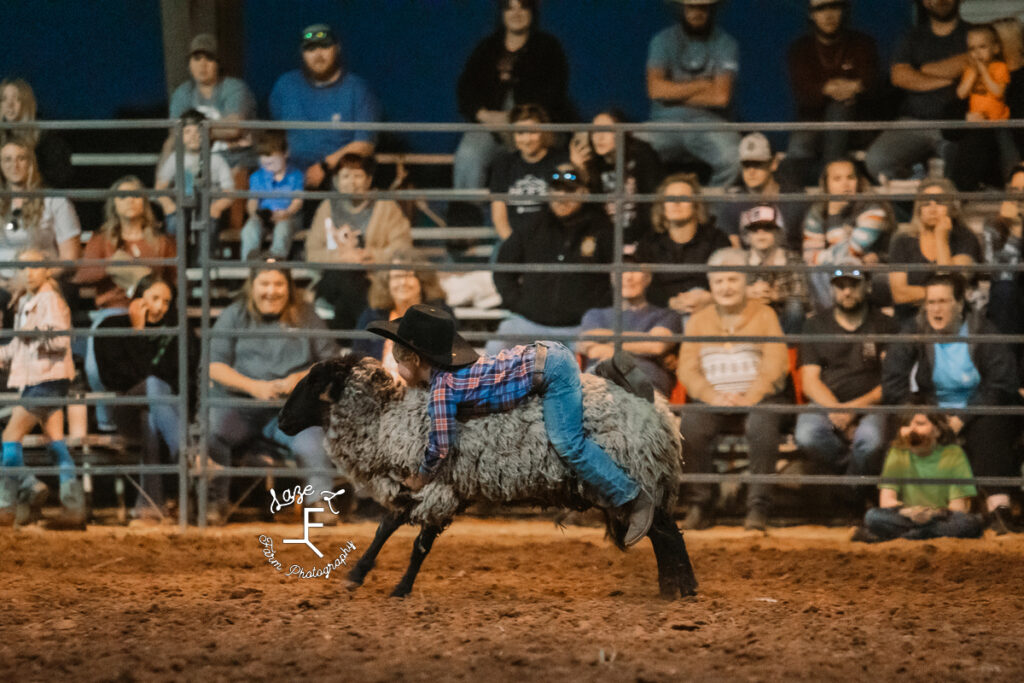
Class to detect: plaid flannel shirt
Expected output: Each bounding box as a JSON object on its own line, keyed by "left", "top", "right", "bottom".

{"left": 422, "top": 344, "right": 538, "bottom": 476}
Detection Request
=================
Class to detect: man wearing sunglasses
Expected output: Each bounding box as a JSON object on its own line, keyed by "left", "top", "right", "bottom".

{"left": 795, "top": 266, "right": 897, "bottom": 494}
{"left": 490, "top": 164, "right": 612, "bottom": 355}
{"left": 269, "top": 23, "right": 381, "bottom": 190}
{"left": 641, "top": 0, "right": 741, "bottom": 188}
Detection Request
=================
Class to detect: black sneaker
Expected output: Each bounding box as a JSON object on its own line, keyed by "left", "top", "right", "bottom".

{"left": 850, "top": 526, "right": 883, "bottom": 543}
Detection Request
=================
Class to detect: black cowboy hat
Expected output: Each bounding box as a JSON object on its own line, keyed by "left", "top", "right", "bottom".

{"left": 366, "top": 304, "right": 479, "bottom": 370}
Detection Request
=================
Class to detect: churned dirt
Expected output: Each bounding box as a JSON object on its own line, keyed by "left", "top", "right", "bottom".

{"left": 2, "top": 517, "right": 1023, "bottom": 682}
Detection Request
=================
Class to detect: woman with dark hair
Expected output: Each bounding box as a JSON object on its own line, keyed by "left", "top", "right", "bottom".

{"left": 887, "top": 178, "right": 981, "bottom": 323}
{"left": 351, "top": 247, "right": 451, "bottom": 382}
{"left": 882, "top": 273, "right": 1021, "bottom": 533}
{"left": 802, "top": 157, "right": 895, "bottom": 311}
{"left": 206, "top": 256, "right": 339, "bottom": 524}
{"left": 451, "top": 0, "right": 573, "bottom": 222}
{"left": 93, "top": 274, "right": 183, "bottom": 524}
{"left": 569, "top": 108, "right": 663, "bottom": 247}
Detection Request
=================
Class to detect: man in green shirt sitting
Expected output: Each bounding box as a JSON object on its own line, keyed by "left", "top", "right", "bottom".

{"left": 856, "top": 412, "right": 983, "bottom": 542}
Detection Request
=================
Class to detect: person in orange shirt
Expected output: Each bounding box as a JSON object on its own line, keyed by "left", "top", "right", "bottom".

{"left": 957, "top": 23, "right": 1010, "bottom": 121}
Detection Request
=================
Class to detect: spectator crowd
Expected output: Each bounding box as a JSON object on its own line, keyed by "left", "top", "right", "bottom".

{"left": 0, "top": 0, "right": 1022, "bottom": 537}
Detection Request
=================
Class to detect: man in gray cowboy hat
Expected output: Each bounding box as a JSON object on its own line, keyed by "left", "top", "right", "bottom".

{"left": 367, "top": 304, "right": 655, "bottom": 546}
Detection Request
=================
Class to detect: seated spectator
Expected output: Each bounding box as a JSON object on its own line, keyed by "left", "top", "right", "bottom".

{"left": 269, "top": 23, "right": 380, "bottom": 190}
{"left": 864, "top": 0, "right": 968, "bottom": 183}
{"left": 307, "top": 153, "right": 412, "bottom": 331}
{"left": 569, "top": 108, "right": 663, "bottom": 247}
{"left": 677, "top": 247, "right": 789, "bottom": 531}
{"left": 802, "top": 158, "right": 895, "bottom": 312}
{"left": 951, "top": 23, "right": 1020, "bottom": 190}
{"left": 489, "top": 103, "right": 567, "bottom": 240}
{"left": 783, "top": 0, "right": 880, "bottom": 186}
{"left": 0, "top": 136, "right": 82, "bottom": 311}
{"left": 352, "top": 248, "right": 452, "bottom": 383}
{"left": 207, "top": 256, "right": 339, "bottom": 525}
{"left": 160, "top": 34, "right": 257, "bottom": 172}
{"left": 74, "top": 175, "right": 177, "bottom": 429}
{"left": 796, "top": 266, "right": 896, "bottom": 485}
{"left": 634, "top": 173, "right": 730, "bottom": 321}
{"left": 240, "top": 130, "right": 304, "bottom": 260}
{"left": 642, "top": 0, "right": 740, "bottom": 187}
{"left": 715, "top": 133, "right": 808, "bottom": 251}
{"left": 0, "top": 249, "right": 83, "bottom": 528}
{"left": 739, "top": 205, "right": 808, "bottom": 334}
{"left": 882, "top": 273, "right": 1021, "bottom": 534}
{"left": 887, "top": 179, "right": 980, "bottom": 323}
{"left": 93, "top": 275, "right": 183, "bottom": 525}
{"left": 578, "top": 259, "right": 680, "bottom": 398}
{"left": 982, "top": 163, "right": 1024, "bottom": 336}
{"left": 154, "top": 109, "right": 235, "bottom": 238}
{"left": 451, "top": 0, "right": 573, "bottom": 222}
{"left": 855, "top": 411, "right": 983, "bottom": 542}
{"left": 0, "top": 78, "right": 72, "bottom": 188}
{"left": 490, "top": 164, "right": 612, "bottom": 354}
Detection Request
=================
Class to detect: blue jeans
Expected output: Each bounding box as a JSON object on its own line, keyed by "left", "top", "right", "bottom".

{"left": 863, "top": 506, "right": 983, "bottom": 541}
{"left": 240, "top": 214, "right": 299, "bottom": 261}
{"left": 85, "top": 307, "right": 128, "bottom": 431}
{"left": 453, "top": 130, "right": 506, "bottom": 190}
{"left": 638, "top": 107, "right": 741, "bottom": 187}
{"left": 538, "top": 342, "right": 639, "bottom": 507}
{"left": 207, "top": 406, "right": 332, "bottom": 506}
{"left": 794, "top": 412, "right": 888, "bottom": 476}
{"left": 484, "top": 314, "right": 580, "bottom": 356}
{"left": 123, "top": 377, "right": 180, "bottom": 515}
{"left": 786, "top": 100, "right": 856, "bottom": 165}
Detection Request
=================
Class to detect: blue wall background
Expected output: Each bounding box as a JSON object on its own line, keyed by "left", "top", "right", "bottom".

{"left": 1, "top": 0, "right": 913, "bottom": 151}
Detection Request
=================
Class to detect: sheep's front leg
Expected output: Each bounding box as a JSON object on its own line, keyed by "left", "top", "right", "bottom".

{"left": 346, "top": 511, "right": 406, "bottom": 590}
{"left": 390, "top": 524, "right": 443, "bottom": 598}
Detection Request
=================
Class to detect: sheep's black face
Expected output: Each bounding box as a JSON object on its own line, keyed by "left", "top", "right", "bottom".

{"left": 278, "top": 355, "right": 364, "bottom": 435}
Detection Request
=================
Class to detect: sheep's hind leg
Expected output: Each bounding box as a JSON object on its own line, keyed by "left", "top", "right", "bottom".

{"left": 390, "top": 524, "right": 443, "bottom": 598}
{"left": 648, "top": 508, "right": 698, "bottom": 599}
{"left": 346, "top": 511, "right": 406, "bottom": 590}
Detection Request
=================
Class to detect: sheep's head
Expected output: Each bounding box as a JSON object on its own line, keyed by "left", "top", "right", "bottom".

{"left": 278, "top": 354, "right": 400, "bottom": 435}
{"left": 279, "top": 355, "right": 364, "bottom": 435}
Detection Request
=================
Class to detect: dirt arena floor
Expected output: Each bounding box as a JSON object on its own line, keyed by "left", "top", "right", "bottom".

{"left": 2, "top": 516, "right": 1024, "bottom": 682}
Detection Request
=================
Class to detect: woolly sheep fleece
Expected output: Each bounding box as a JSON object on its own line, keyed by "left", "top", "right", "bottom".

{"left": 322, "top": 357, "right": 684, "bottom": 527}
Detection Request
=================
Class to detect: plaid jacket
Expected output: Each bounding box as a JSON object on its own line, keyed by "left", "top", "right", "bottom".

{"left": 422, "top": 344, "right": 538, "bottom": 475}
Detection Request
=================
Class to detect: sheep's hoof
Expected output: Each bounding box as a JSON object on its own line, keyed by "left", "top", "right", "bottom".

{"left": 345, "top": 579, "right": 363, "bottom": 591}
{"left": 389, "top": 586, "right": 412, "bottom": 598}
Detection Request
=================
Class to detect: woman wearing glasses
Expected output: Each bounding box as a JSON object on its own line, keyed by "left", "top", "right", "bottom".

{"left": 888, "top": 179, "right": 981, "bottom": 323}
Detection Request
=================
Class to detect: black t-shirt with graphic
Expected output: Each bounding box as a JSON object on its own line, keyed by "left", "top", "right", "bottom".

{"left": 799, "top": 307, "right": 898, "bottom": 403}
{"left": 489, "top": 149, "right": 568, "bottom": 235}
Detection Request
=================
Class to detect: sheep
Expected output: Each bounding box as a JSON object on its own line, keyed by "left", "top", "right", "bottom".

{"left": 279, "top": 354, "right": 697, "bottom": 599}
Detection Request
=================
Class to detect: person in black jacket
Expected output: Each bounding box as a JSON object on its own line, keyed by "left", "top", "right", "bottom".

{"left": 489, "top": 164, "right": 612, "bottom": 354}
{"left": 451, "top": 0, "right": 574, "bottom": 225}
{"left": 93, "top": 274, "right": 183, "bottom": 524}
{"left": 882, "top": 273, "right": 1022, "bottom": 533}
